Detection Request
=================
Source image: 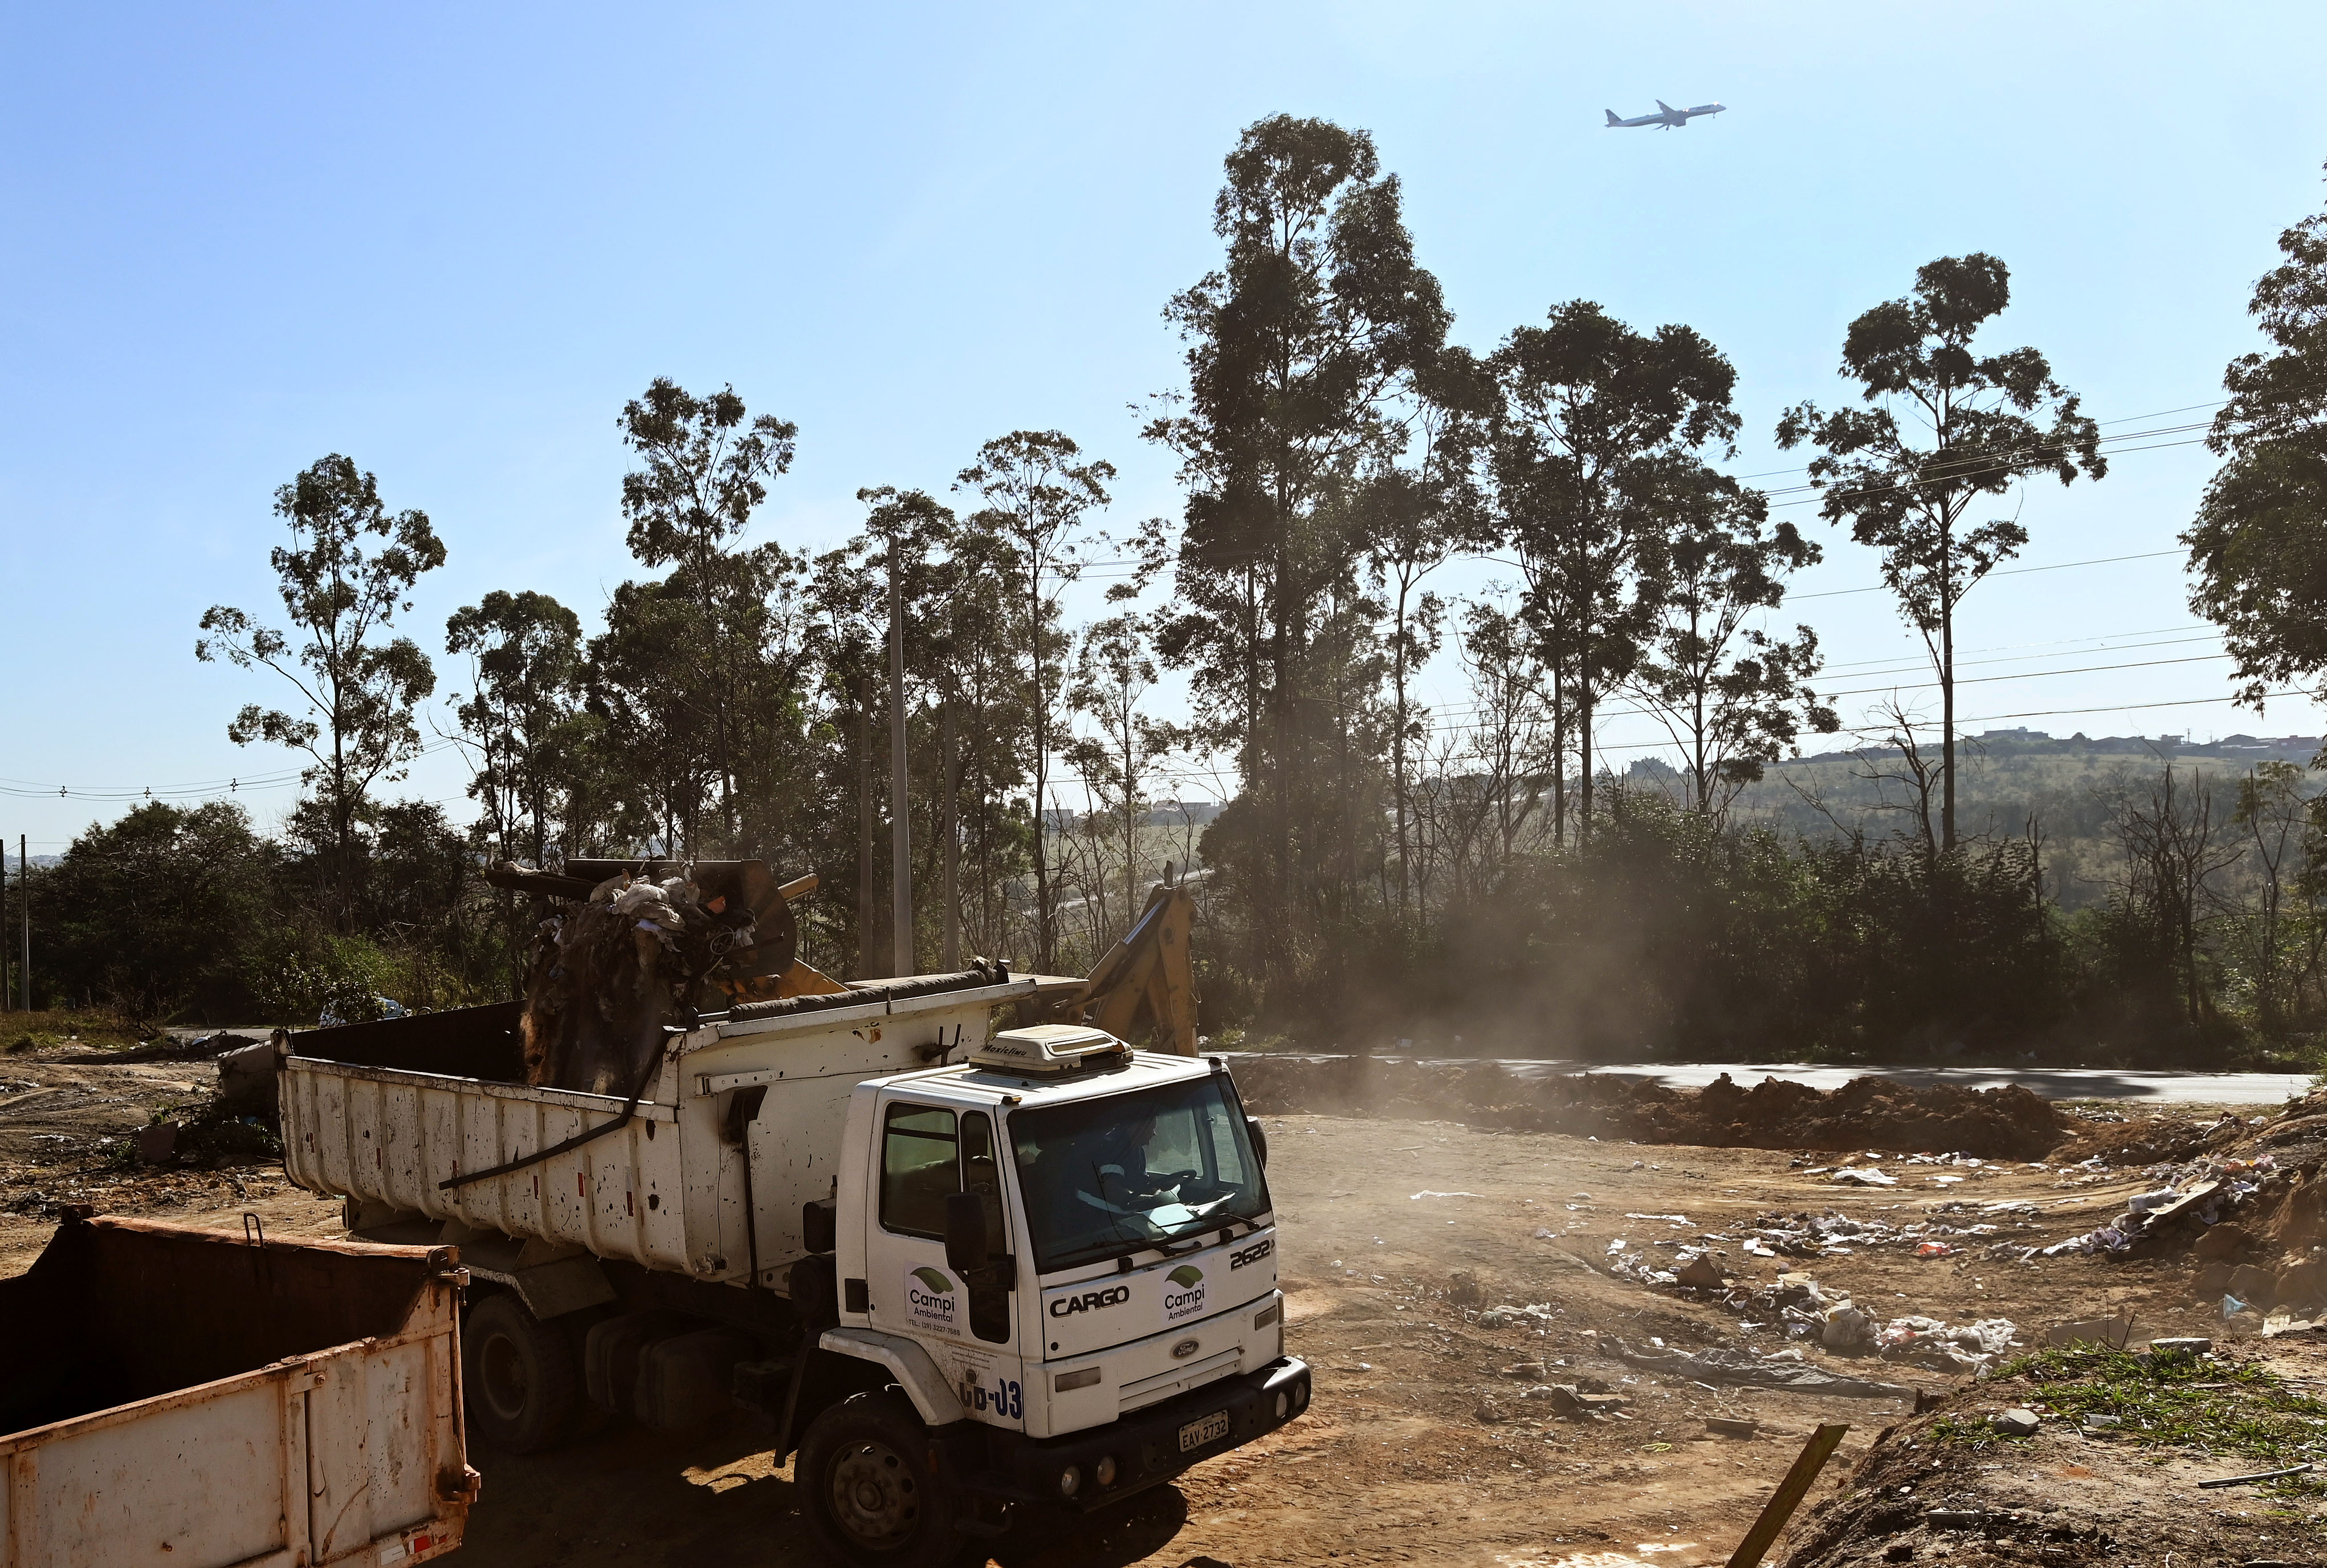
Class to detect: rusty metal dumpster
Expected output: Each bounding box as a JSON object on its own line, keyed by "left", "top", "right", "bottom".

{"left": 0, "top": 1212, "right": 475, "bottom": 1566}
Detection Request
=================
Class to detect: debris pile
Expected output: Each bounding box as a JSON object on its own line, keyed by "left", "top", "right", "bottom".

{"left": 1605, "top": 1338, "right": 1920, "bottom": 1400}
{"left": 1781, "top": 1343, "right": 2327, "bottom": 1567}
{"left": 491, "top": 858, "right": 801, "bottom": 1096}
{"left": 1229, "top": 1056, "right": 2072, "bottom": 1159}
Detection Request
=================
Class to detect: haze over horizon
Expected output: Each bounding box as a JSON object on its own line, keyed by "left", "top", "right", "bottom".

{"left": 10, "top": 1, "right": 2327, "bottom": 852}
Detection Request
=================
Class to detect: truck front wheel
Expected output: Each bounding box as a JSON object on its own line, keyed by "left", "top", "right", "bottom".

{"left": 798, "top": 1391, "right": 962, "bottom": 1567}
{"left": 463, "top": 1292, "right": 581, "bottom": 1452}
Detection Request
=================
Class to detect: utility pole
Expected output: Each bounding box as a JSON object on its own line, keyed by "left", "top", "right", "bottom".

{"left": 940, "top": 700, "right": 960, "bottom": 971}
{"left": 889, "top": 568, "right": 914, "bottom": 977}
{"left": 856, "top": 673, "right": 878, "bottom": 977}
{"left": 17, "top": 836, "right": 27, "bottom": 1014}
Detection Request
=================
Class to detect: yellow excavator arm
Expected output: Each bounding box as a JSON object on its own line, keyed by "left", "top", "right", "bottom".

{"left": 1042, "top": 881, "right": 1200, "bottom": 1056}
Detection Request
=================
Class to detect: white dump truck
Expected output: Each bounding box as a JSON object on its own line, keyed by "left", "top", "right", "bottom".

{"left": 276, "top": 940, "right": 1307, "bottom": 1566}
{"left": 0, "top": 1212, "right": 474, "bottom": 1568}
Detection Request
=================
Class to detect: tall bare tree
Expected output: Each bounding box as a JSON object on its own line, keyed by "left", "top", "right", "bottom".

{"left": 957, "top": 430, "right": 1113, "bottom": 972}
{"left": 614, "top": 378, "right": 798, "bottom": 847}
{"left": 197, "top": 454, "right": 445, "bottom": 930}
{"left": 1778, "top": 254, "right": 2104, "bottom": 850}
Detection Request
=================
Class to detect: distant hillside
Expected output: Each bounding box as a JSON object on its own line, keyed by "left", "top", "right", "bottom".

{"left": 1700, "top": 729, "right": 2325, "bottom": 910}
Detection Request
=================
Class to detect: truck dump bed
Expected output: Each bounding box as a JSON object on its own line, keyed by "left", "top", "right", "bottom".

{"left": 0, "top": 1214, "right": 474, "bottom": 1567}
{"left": 280, "top": 978, "right": 1037, "bottom": 1289}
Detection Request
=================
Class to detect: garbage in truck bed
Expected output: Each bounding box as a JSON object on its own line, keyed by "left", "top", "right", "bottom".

{"left": 484, "top": 857, "right": 822, "bottom": 1095}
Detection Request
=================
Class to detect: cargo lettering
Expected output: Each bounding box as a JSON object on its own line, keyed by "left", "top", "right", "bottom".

{"left": 1049, "top": 1284, "right": 1131, "bottom": 1317}
{"left": 1229, "top": 1237, "right": 1274, "bottom": 1270}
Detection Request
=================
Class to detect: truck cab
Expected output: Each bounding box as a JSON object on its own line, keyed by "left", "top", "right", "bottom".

{"left": 796, "top": 1024, "right": 1310, "bottom": 1563}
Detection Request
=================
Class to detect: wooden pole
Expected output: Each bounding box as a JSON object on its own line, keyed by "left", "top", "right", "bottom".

{"left": 889, "top": 569, "right": 913, "bottom": 976}
{"left": 1726, "top": 1423, "right": 1850, "bottom": 1568}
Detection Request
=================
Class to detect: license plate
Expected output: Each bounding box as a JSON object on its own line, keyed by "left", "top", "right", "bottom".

{"left": 1177, "top": 1409, "right": 1230, "bottom": 1452}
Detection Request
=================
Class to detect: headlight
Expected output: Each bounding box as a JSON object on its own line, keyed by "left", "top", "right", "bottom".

{"left": 1274, "top": 1391, "right": 1289, "bottom": 1420}
{"left": 1096, "top": 1455, "right": 1118, "bottom": 1486}
{"left": 1058, "top": 1465, "right": 1082, "bottom": 1498}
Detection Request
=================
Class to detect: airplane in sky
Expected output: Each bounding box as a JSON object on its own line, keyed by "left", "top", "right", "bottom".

{"left": 1605, "top": 99, "right": 1725, "bottom": 129}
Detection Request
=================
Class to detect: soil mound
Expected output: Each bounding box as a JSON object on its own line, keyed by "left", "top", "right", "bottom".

{"left": 1228, "top": 1055, "right": 2072, "bottom": 1160}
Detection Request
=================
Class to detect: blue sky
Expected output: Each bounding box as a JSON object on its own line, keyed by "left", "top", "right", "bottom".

{"left": 7, "top": 1, "right": 2327, "bottom": 852}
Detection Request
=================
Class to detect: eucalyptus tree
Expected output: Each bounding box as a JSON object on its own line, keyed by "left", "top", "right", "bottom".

{"left": 1065, "top": 613, "right": 1183, "bottom": 947}
{"left": 1145, "top": 113, "right": 1449, "bottom": 989}
{"left": 1362, "top": 347, "right": 1494, "bottom": 921}
{"left": 956, "top": 431, "right": 1112, "bottom": 972}
{"left": 1629, "top": 471, "right": 1836, "bottom": 818}
{"left": 197, "top": 454, "right": 445, "bottom": 930}
{"left": 2186, "top": 173, "right": 2327, "bottom": 710}
{"left": 1777, "top": 254, "right": 2104, "bottom": 850}
{"left": 445, "top": 589, "right": 585, "bottom": 866}
{"left": 614, "top": 378, "right": 799, "bottom": 846}
{"left": 1489, "top": 304, "right": 1741, "bottom": 841}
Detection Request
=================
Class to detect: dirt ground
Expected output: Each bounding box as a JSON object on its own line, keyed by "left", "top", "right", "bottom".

{"left": 0, "top": 1035, "right": 2315, "bottom": 1567}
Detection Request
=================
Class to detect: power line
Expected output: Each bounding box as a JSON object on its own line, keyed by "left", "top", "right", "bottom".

{"left": 1789, "top": 547, "right": 2183, "bottom": 600}
{"left": 0, "top": 739, "right": 467, "bottom": 804}
{"left": 1416, "top": 630, "right": 2228, "bottom": 723}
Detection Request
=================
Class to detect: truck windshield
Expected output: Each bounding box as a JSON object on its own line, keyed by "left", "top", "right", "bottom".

{"left": 1008, "top": 1075, "right": 1272, "bottom": 1273}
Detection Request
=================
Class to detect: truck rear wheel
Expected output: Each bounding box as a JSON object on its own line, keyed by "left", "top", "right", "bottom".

{"left": 798, "top": 1391, "right": 962, "bottom": 1567}
{"left": 464, "top": 1292, "right": 581, "bottom": 1452}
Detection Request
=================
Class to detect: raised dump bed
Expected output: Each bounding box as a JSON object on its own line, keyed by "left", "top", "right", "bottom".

{"left": 0, "top": 1212, "right": 475, "bottom": 1567}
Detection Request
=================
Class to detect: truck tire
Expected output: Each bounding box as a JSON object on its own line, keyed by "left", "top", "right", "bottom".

{"left": 798, "top": 1391, "right": 963, "bottom": 1567}
{"left": 464, "top": 1292, "right": 581, "bottom": 1452}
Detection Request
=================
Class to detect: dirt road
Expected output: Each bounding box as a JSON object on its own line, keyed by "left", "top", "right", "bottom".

{"left": 0, "top": 1037, "right": 2276, "bottom": 1566}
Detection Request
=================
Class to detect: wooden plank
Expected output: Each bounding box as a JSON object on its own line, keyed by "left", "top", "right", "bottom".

{"left": 1726, "top": 1422, "right": 1851, "bottom": 1568}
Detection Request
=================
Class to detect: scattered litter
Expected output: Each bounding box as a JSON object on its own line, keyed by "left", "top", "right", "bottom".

{"left": 1991, "top": 1408, "right": 2040, "bottom": 1437}
{"left": 2196, "top": 1461, "right": 2314, "bottom": 1489}
{"left": 2044, "top": 1314, "right": 2135, "bottom": 1349}
{"left": 1830, "top": 1167, "right": 1898, "bottom": 1187}
{"left": 1409, "top": 1190, "right": 1484, "bottom": 1200}
{"left": 2147, "top": 1337, "right": 2212, "bottom": 1357}
{"left": 1704, "top": 1416, "right": 1759, "bottom": 1438}
{"left": 1608, "top": 1339, "right": 1916, "bottom": 1400}
{"left": 1875, "top": 1316, "right": 2015, "bottom": 1373}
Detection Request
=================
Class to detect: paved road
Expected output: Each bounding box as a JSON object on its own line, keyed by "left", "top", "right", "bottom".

{"left": 1224, "top": 1054, "right": 2317, "bottom": 1106}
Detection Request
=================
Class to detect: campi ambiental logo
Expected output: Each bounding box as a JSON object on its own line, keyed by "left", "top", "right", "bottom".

{"left": 1163, "top": 1262, "right": 1208, "bottom": 1323}
{"left": 906, "top": 1264, "right": 959, "bottom": 1332}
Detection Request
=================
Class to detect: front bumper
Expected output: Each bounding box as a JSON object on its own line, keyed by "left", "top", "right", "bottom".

{"left": 951, "top": 1355, "right": 1311, "bottom": 1513}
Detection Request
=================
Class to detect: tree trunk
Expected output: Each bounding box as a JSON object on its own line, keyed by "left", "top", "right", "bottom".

{"left": 856, "top": 678, "right": 881, "bottom": 978}
{"left": 942, "top": 700, "right": 960, "bottom": 971}
{"left": 1939, "top": 515, "right": 1958, "bottom": 853}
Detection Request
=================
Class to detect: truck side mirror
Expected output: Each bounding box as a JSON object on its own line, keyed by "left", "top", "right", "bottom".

{"left": 943, "top": 1191, "right": 990, "bottom": 1274}
{"left": 1246, "top": 1116, "right": 1269, "bottom": 1171}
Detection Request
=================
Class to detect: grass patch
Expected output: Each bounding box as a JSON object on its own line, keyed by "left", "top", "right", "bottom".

{"left": 1930, "top": 1346, "right": 2327, "bottom": 1494}
{"left": 4, "top": 1008, "right": 151, "bottom": 1054}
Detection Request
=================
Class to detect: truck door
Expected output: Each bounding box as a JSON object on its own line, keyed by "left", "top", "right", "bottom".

{"left": 865, "top": 1099, "right": 1026, "bottom": 1429}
